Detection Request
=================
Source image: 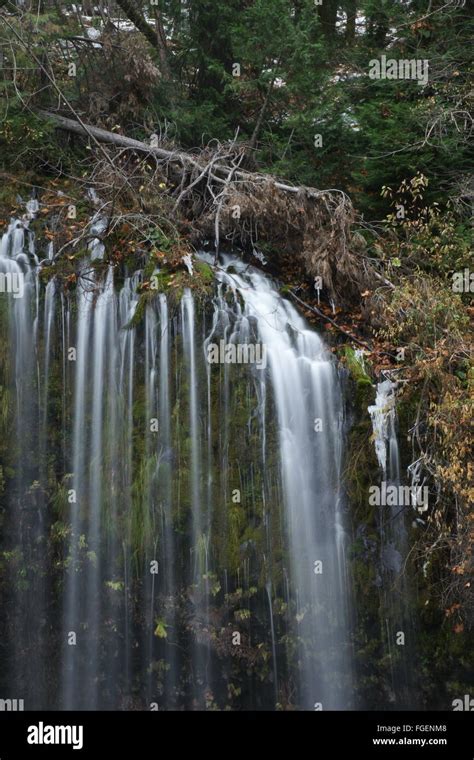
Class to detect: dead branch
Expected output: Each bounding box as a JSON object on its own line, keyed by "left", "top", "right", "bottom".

{"left": 288, "top": 290, "right": 372, "bottom": 349}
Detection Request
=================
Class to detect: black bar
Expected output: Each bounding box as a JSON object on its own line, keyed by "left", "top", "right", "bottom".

{"left": 0, "top": 711, "right": 472, "bottom": 758}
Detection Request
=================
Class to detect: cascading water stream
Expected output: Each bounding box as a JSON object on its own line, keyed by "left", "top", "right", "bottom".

{"left": 209, "top": 257, "right": 353, "bottom": 708}
{"left": 0, "top": 217, "right": 46, "bottom": 706}
{"left": 369, "top": 380, "right": 416, "bottom": 708}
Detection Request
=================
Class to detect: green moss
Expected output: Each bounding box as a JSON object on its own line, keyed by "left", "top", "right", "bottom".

{"left": 125, "top": 290, "right": 158, "bottom": 329}
{"left": 343, "top": 347, "right": 373, "bottom": 399}
{"left": 194, "top": 260, "right": 214, "bottom": 282}
{"left": 343, "top": 346, "right": 379, "bottom": 516}
{"left": 149, "top": 270, "right": 172, "bottom": 291}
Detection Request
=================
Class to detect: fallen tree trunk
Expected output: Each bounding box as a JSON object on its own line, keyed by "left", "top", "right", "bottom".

{"left": 38, "top": 109, "right": 372, "bottom": 301}
{"left": 38, "top": 110, "right": 198, "bottom": 164}
{"left": 38, "top": 110, "right": 332, "bottom": 196}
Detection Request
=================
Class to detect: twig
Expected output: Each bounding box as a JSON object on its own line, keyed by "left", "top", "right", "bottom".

{"left": 288, "top": 290, "right": 372, "bottom": 349}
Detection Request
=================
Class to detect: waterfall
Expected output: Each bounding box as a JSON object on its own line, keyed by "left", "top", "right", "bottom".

{"left": 181, "top": 291, "right": 203, "bottom": 580}
{"left": 210, "top": 257, "right": 352, "bottom": 708}
{"left": 0, "top": 229, "right": 353, "bottom": 710}
{"left": 63, "top": 266, "right": 118, "bottom": 708}
{"left": 369, "top": 380, "right": 416, "bottom": 708}
{"left": 0, "top": 218, "right": 45, "bottom": 707}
